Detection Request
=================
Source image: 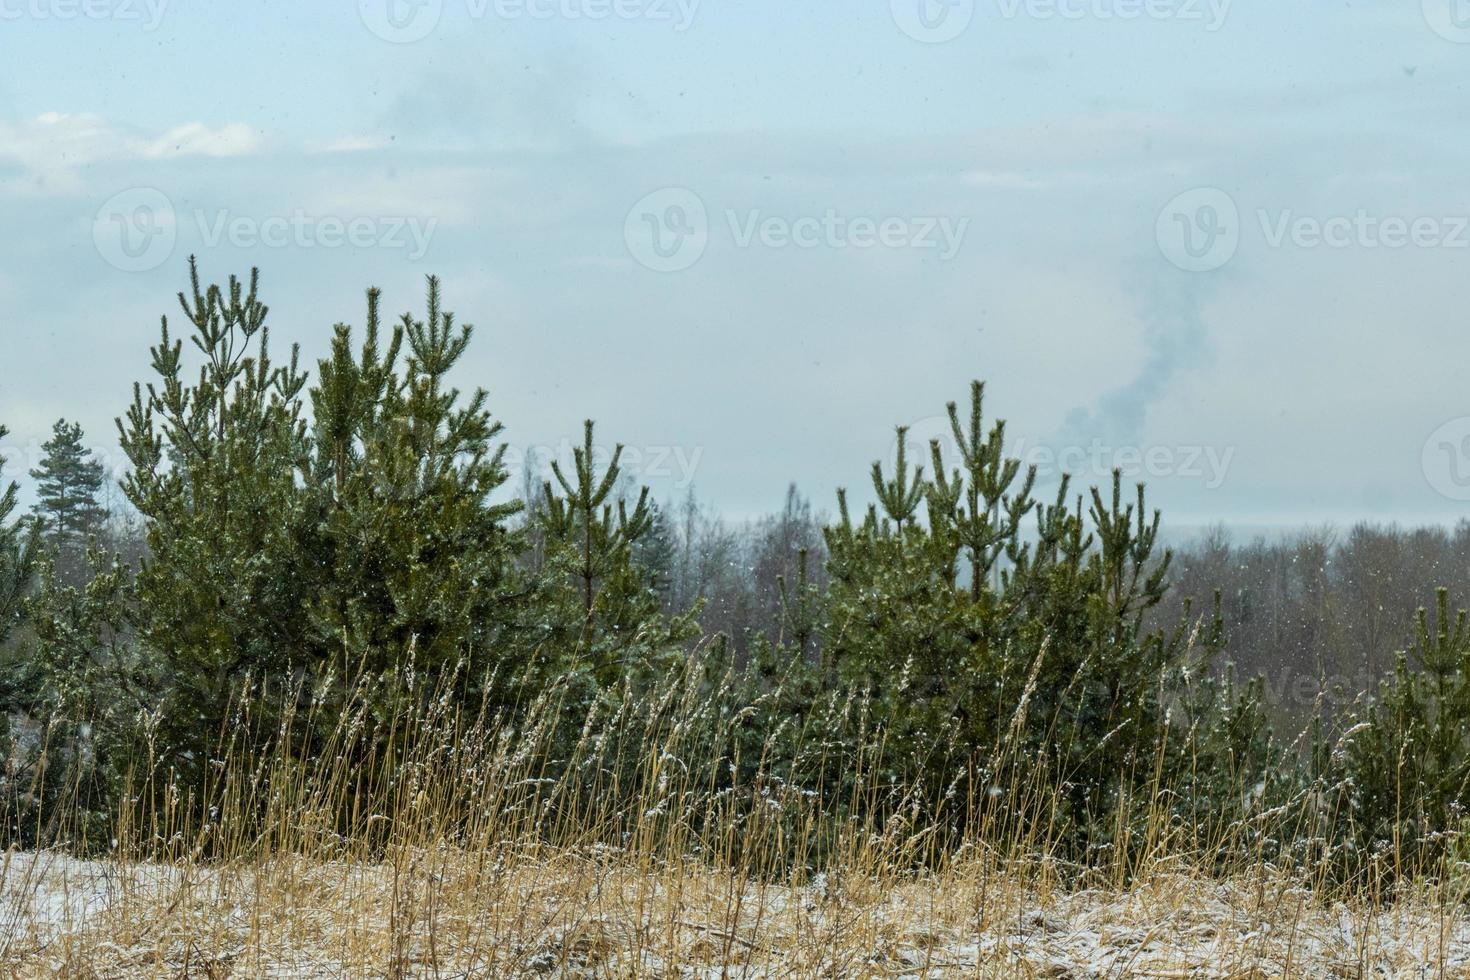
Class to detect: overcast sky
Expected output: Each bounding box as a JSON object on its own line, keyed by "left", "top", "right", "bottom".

{"left": 2, "top": 1, "right": 1470, "bottom": 529}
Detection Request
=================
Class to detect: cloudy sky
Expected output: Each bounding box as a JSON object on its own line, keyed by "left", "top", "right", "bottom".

{"left": 2, "top": 1, "right": 1470, "bottom": 529}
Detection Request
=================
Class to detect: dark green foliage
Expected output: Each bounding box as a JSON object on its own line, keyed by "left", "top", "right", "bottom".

{"left": 92, "top": 261, "right": 690, "bottom": 817}
{"left": 777, "top": 547, "right": 820, "bottom": 667}
{"left": 304, "top": 280, "right": 526, "bottom": 717}
{"left": 0, "top": 426, "right": 36, "bottom": 643}
{"left": 1333, "top": 588, "right": 1470, "bottom": 876}
{"left": 116, "top": 260, "right": 314, "bottom": 785}
{"left": 540, "top": 420, "right": 696, "bottom": 686}
{"left": 14, "top": 264, "right": 1470, "bottom": 889}
{"left": 19, "top": 547, "right": 137, "bottom": 848}
{"left": 871, "top": 426, "right": 926, "bottom": 532}
{"left": 632, "top": 500, "right": 678, "bottom": 607}
{"left": 0, "top": 427, "right": 39, "bottom": 837}
{"left": 29, "top": 419, "right": 107, "bottom": 556}
{"left": 112, "top": 262, "right": 534, "bottom": 791}
{"left": 929, "top": 381, "right": 1036, "bottom": 601}
{"left": 821, "top": 381, "right": 1266, "bottom": 854}
{"left": 543, "top": 421, "right": 653, "bottom": 635}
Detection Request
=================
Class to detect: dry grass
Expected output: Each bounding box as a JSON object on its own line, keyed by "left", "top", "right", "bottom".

{"left": 2, "top": 656, "right": 1467, "bottom": 977}
{"left": 3, "top": 847, "right": 1469, "bottom": 976}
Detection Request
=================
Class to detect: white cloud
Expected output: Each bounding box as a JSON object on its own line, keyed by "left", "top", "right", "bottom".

{"left": 139, "top": 122, "right": 263, "bottom": 159}
{"left": 0, "top": 113, "right": 263, "bottom": 195}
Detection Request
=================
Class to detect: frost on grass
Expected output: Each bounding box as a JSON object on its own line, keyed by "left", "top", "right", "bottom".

{"left": 2, "top": 847, "right": 1468, "bottom": 977}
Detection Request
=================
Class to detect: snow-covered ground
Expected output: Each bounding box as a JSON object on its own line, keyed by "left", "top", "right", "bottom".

{"left": 1, "top": 848, "right": 1467, "bottom": 976}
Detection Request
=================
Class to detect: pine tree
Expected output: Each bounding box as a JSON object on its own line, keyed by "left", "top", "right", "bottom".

{"left": 822, "top": 380, "right": 1247, "bottom": 852}
{"left": 116, "top": 258, "right": 313, "bottom": 786}
{"left": 30, "top": 419, "right": 108, "bottom": 554}
{"left": 776, "top": 547, "right": 820, "bottom": 666}
{"left": 0, "top": 424, "right": 37, "bottom": 642}
{"left": 305, "top": 277, "right": 526, "bottom": 713}
{"left": 544, "top": 421, "right": 653, "bottom": 629}
{"left": 631, "top": 499, "right": 678, "bottom": 609}
{"left": 0, "top": 424, "right": 39, "bottom": 831}
{"left": 871, "top": 426, "right": 925, "bottom": 533}
{"left": 541, "top": 420, "right": 694, "bottom": 684}
{"left": 1338, "top": 588, "right": 1470, "bottom": 876}
{"left": 927, "top": 381, "right": 1035, "bottom": 600}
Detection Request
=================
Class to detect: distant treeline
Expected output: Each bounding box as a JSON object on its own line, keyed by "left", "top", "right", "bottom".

{"left": 623, "top": 491, "right": 1470, "bottom": 725}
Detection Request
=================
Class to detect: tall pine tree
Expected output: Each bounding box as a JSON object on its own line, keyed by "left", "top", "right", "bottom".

{"left": 117, "top": 259, "right": 313, "bottom": 786}
{"left": 30, "top": 419, "right": 107, "bottom": 553}
{"left": 305, "top": 276, "right": 527, "bottom": 714}
{"left": 821, "top": 380, "right": 1251, "bottom": 850}
{"left": 541, "top": 421, "right": 695, "bottom": 685}
{"left": 117, "top": 262, "right": 536, "bottom": 788}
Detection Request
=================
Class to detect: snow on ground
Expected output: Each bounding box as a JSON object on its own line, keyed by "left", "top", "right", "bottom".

{"left": 0, "top": 850, "right": 132, "bottom": 946}
{"left": 2, "top": 848, "right": 1468, "bottom": 976}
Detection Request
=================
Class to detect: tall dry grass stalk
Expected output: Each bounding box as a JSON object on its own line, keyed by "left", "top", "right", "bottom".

{"left": 1, "top": 648, "right": 1467, "bottom": 976}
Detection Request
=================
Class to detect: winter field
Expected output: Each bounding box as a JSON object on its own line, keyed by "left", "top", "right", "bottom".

{"left": 2, "top": 847, "right": 1469, "bottom": 976}
{"left": 2, "top": 655, "right": 1469, "bottom": 980}
{"left": 5, "top": 276, "right": 1470, "bottom": 977}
